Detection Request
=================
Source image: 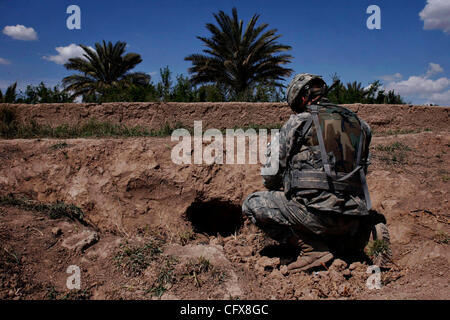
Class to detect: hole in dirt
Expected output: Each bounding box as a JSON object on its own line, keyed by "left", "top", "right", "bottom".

{"left": 185, "top": 199, "right": 244, "bottom": 237}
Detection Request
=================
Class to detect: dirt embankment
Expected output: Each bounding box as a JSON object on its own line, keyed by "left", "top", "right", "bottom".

{"left": 0, "top": 103, "right": 449, "bottom": 300}
{"left": 3, "top": 102, "right": 450, "bottom": 134}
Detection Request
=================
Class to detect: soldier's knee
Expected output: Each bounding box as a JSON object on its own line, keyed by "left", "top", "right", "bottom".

{"left": 242, "top": 191, "right": 266, "bottom": 224}
{"left": 242, "top": 193, "right": 255, "bottom": 218}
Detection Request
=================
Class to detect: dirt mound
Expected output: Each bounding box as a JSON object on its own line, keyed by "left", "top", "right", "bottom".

{"left": 0, "top": 103, "right": 449, "bottom": 300}
{"left": 4, "top": 102, "right": 450, "bottom": 134}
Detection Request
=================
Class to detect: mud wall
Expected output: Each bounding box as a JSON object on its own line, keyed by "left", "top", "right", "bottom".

{"left": 2, "top": 102, "right": 450, "bottom": 133}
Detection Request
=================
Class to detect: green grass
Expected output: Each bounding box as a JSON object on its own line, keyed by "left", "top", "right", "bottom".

{"left": 45, "top": 287, "right": 91, "bottom": 300}
{"left": 365, "top": 239, "right": 390, "bottom": 259}
{"left": 185, "top": 256, "right": 212, "bottom": 275}
{"left": 45, "top": 287, "right": 59, "bottom": 300}
{"left": 0, "top": 193, "right": 86, "bottom": 224}
{"left": 179, "top": 230, "right": 196, "bottom": 246}
{"left": 374, "top": 128, "right": 431, "bottom": 136}
{"left": 1, "top": 106, "right": 283, "bottom": 139}
{"left": 374, "top": 141, "right": 411, "bottom": 153}
{"left": 114, "top": 239, "right": 163, "bottom": 276}
{"left": 1, "top": 104, "right": 284, "bottom": 139}
{"left": 0, "top": 117, "right": 189, "bottom": 139}
{"left": 374, "top": 141, "right": 412, "bottom": 164}
{"left": 146, "top": 256, "right": 178, "bottom": 298}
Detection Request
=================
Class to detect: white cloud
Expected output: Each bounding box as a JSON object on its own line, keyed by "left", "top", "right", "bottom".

{"left": 0, "top": 57, "right": 11, "bottom": 65}
{"left": 428, "top": 90, "right": 450, "bottom": 105}
{"left": 2, "top": 24, "right": 38, "bottom": 40}
{"left": 425, "top": 62, "right": 444, "bottom": 78}
{"left": 379, "top": 73, "right": 402, "bottom": 82}
{"left": 43, "top": 43, "right": 93, "bottom": 65}
{"left": 386, "top": 76, "right": 450, "bottom": 95}
{"left": 419, "top": 0, "right": 450, "bottom": 34}
{"left": 383, "top": 63, "right": 450, "bottom": 105}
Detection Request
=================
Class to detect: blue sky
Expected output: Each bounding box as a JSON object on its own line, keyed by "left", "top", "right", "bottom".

{"left": 0, "top": 0, "right": 449, "bottom": 105}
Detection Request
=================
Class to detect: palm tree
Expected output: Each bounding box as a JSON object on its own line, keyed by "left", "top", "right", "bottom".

{"left": 185, "top": 7, "right": 293, "bottom": 100}
{"left": 1, "top": 82, "right": 18, "bottom": 103}
{"left": 62, "top": 40, "right": 149, "bottom": 99}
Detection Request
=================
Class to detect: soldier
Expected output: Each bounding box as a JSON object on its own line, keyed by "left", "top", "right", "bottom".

{"left": 242, "top": 73, "right": 381, "bottom": 272}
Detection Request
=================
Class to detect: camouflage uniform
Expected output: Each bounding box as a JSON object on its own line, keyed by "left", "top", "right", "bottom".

{"left": 242, "top": 101, "right": 372, "bottom": 244}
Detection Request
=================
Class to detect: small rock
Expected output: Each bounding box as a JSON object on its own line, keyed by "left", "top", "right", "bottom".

{"left": 8, "top": 290, "right": 15, "bottom": 297}
{"left": 256, "top": 256, "right": 280, "bottom": 273}
{"left": 342, "top": 269, "right": 351, "bottom": 277}
{"left": 349, "top": 262, "right": 363, "bottom": 271}
{"left": 236, "top": 246, "right": 253, "bottom": 257}
{"left": 52, "top": 227, "right": 62, "bottom": 237}
{"left": 280, "top": 265, "right": 289, "bottom": 276}
{"left": 62, "top": 230, "right": 99, "bottom": 252}
{"left": 330, "top": 259, "right": 348, "bottom": 272}
{"left": 269, "top": 269, "right": 283, "bottom": 279}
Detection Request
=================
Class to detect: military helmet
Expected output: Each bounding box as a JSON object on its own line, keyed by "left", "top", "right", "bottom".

{"left": 286, "top": 73, "right": 327, "bottom": 111}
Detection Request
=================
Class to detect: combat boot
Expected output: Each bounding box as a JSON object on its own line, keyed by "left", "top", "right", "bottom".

{"left": 287, "top": 237, "right": 333, "bottom": 272}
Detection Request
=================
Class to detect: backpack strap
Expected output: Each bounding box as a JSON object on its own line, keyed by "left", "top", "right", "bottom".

{"left": 309, "top": 105, "right": 333, "bottom": 178}
{"left": 356, "top": 129, "right": 372, "bottom": 210}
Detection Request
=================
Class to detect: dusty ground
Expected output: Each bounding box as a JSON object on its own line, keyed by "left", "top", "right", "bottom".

{"left": 0, "top": 105, "right": 449, "bottom": 300}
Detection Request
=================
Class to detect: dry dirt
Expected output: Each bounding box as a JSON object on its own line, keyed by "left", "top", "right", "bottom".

{"left": 0, "top": 103, "right": 449, "bottom": 300}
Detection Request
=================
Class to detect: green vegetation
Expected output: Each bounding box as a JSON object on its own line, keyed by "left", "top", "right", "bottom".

{"left": 186, "top": 256, "right": 212, "bottom": 275}
{"left": 374, "top": 141, "right": 412, "bottom": 164}
{"left": 45, "top": 287, "right": 91, "bottom": 300}
{"left": 179, "top": 230, "right": 196, "bottom": 246}
{"left": 114, "top": 239, "right": 163, "bottom": 276}
{"left": 0, "top": 82, "right": 74, "bottom": 103}
{"left": 0, "top": 193, "right": 86, "bottom": 223}
{"left": 327, "top": 75, "right": 406, "bottom": 104}
{"left": 0, "top": 82, "right": 18, "bottom": 103}
{"left": 146, "top": 257, "right": 178, "bottom": 297}
{"left": 2, "top": 246, "right": 21, "bottom": 265}
{"left": 63, "top": 40, "right": 150, "bottom": 99}
{"left": 366, "top": 239, "right": 390, "bottom": 259}
{"left": 185, "top": 7, "right": 292, "bottom": 101}
{"left": 183, "top": 256, "right": 227, "bottom": 287}
{"left": 373, "top": 128, "right": 430, "bottom": 136}
{"left": 0, "top": 109, "right": 187, "bottom": 138}
{"left": 374, "top": 141, "right": 411, "bottom": 153}
{"left": 184, "top": 256, "right": 212, "bottom": 288}
{"left": 1, "top": 106, "right": 284, "bottom": 139}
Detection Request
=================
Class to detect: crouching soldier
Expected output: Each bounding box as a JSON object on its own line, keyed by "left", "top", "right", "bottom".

{"left": 243, "top": 73, "right": 391, "bottom": 272}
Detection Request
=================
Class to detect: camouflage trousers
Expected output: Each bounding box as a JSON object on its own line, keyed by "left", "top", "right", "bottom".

{"left": 242, "top": 190, "right": 361, "bottom": 245}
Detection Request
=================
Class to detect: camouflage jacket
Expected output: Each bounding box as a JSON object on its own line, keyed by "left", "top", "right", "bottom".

{"left": 262, "top": 102, "right": 372, "bottom": 216}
